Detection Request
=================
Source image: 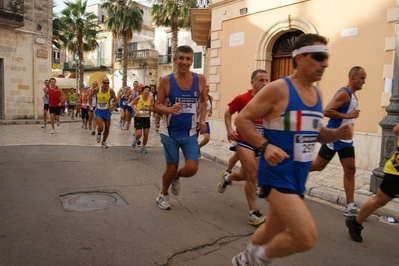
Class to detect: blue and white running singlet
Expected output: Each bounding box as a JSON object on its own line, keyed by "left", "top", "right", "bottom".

{"left": 160, "top": 73, "right": 200, "bottom": 138}
{"left": 258, "top": 77, "right": 323, "bottom": 196}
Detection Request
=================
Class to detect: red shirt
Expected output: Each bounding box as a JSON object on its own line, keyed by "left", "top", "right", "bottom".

{"left": 228, "top": 89, "right": 263, "bottom": 141}
{"left": 47, "top": 86, "right": 61, "bottom": 107}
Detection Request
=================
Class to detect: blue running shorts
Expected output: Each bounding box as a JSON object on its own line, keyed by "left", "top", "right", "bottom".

{"left": 160, "top": 134, "right": 199, "bottom": 164}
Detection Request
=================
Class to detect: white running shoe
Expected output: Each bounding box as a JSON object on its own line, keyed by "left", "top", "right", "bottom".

{"left": 51, "top": 129, "right": 55, "bottom": 134}
{"left": 344, "top": 204, "right": 359, "bottom": 217}
{"left": 101, "top": 140, "right": 108, "bottom": 148}
{"left": 248, "top": 209, "right": 266, "bottom": 227}
{"left": 171, "top": 178, "right": 181, "bottom": 196}
{"left": 217, "top": 170, "right": 231, "bottom": 193}
{"left": 41, "top": 124, "right": 46, "bottom": 128}
{"left": 156, "top": 193, "right": 171, "bottom": 210}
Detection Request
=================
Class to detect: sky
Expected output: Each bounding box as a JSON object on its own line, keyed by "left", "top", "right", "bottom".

{"left": 53, "top": 0, "right": 151, "bottom": 14}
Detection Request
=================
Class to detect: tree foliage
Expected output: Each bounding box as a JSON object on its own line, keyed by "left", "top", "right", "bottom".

{"left": 101, "top": 0, "right": 143, "bottom": 87}
{"left": 57, "top": 0, "right": 99, "bottom": 92}
{"left": 150, "top": 0, "right": 191, "bottom": 72}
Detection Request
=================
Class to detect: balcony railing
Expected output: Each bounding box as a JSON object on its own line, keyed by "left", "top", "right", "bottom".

{"left": 191, "top": 0, "right": 209, "bottom": 8}
{"left": 158, "top": 54, "right": 172, "bottom": 65}
{"left": 0, "top": 0, "right": 24, "bottom": 23}
{"left": 115, "top": 49, "right": 159, "bottom": 61}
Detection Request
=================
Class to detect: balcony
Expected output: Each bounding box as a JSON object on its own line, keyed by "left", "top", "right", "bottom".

{"left": 114, "top": 49, "right": 159, "bottom": 69}
{"left": 190, "top": 0, "right": 211, "bottom": 46}
{"left": 0, "top": 0, "right": 24, "bottom": 28}
{"left": 158, "top": 54, "right": 172, "bottom": 65}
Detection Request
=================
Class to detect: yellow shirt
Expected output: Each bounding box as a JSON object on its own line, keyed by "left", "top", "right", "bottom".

{"left": 96, "top": 86, "right": 111, "bottom": 110}
{"left": 135, "top": 95, "right": 151, "bottom": 118}
{"left": 383, "top": 137, "right": 399, "bottom": 175}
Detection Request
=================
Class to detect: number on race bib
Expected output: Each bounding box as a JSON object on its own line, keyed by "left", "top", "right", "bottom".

{"left": 293, "top": 134, "right": 317, "bottom": 162}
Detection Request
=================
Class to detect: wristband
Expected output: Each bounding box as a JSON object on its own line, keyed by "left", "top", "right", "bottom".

{"left": 257, "top": 141, "right": 270, "bottom": 154}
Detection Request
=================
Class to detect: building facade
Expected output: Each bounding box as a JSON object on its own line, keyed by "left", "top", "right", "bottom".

{"left": 0, "top": 0, "right": 53, "bottom": 120}
{"left": 191, "top": 0, "right": 397, "bottom": 170}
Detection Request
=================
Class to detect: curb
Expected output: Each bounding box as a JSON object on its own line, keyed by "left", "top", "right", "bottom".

{"left": 201, "top": 148, "right": 399, "bottom": 222}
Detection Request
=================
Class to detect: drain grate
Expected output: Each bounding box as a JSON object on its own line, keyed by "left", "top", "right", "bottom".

{"left": 60, "top": 191, "right": 127, "bottom": 212}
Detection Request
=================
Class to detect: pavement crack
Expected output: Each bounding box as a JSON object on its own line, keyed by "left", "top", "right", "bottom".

{"left": 158, "top": 234, "right": 252, "bottom": 266}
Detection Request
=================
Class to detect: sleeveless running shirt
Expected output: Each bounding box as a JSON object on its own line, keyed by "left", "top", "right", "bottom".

{"left": 326, "top": 87, "right": 357, "bottom": 143}
{"left": 96, "top": 86, "right": 111, "bottom": 110}
{"left": 136, "top": 95, "right": 151, "bottom": 118}
{"left": 257, "top": 77, "right": 323, "bottom": 196}
{"left": 160, "top": 73, "right": 200, "bottom": 138}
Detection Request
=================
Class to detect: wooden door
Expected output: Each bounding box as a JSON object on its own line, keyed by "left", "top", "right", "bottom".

{"left": 271, "top": 53, "right": 293, "bottom": 81}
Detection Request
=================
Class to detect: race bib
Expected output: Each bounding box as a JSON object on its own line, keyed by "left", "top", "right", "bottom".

{"left": 82, "top": 102, "right": 89, "bottom": 106}
{"left": 176, "top": 98, "right": 197, "bottom": 114}
{"left": 97, "top": 103, "right": 107, "bottom": 110}
{"left": 69, "top": 100, "right": 76, "bottom": 105}
{"left": 255, "top": 124, "right": 264, "bottom": 136}
{"left": 293, "top": 134, "right": 317, "bottom": 162}
{"left": 139, "top": 110, "right": 149, "bottom": 114}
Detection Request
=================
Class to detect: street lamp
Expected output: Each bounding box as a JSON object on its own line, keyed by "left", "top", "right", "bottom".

{"left": 370, "top": 6, "right": 399, "bottom": 192}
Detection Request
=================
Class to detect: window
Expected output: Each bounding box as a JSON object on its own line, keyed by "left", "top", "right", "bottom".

{"left": 193, "top": 52, "right": 202, "bottom": 69}
{"left": 128, "top": 42, "right": 137, "bottom": 51}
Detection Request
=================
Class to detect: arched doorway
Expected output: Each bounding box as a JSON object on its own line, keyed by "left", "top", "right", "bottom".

{"left": 270, "top": 30, "right": 303, "bottom": 81}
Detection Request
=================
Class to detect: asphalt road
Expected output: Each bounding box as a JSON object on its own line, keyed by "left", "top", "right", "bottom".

{"left": 1, "top": 146, "right": 398, "bottom": 266}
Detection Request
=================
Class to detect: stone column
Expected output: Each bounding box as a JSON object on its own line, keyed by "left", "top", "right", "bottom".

{"left": 370, "top": 6, "right": 399, "bottom": 193}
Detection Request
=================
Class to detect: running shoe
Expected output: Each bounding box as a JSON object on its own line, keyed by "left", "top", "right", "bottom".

{"left": 171, "top": 178, "right": 181, "bottom": 196}
{"left": 85, "top": 124, "right": 88, "bottom": 129}
{"left": 119, "top": 120, "right": 122, "bottom": 128}
{"left": 41, "top": 124, "right": 46, "bottom": 128}
{"left": 232, "top": 245, "right": 270, "bottom": 266}
{"left": 217, "top": 170, "right": 231, "bottom": 193}
{"left": 51, "top": 129, "right": 55, "bottom": 134}
{"left": 56, "top": 120, "right": 60, "bottom": 126}
{"left": 141, "top": 147, "right": 148, "bottom": 154}
{"left": 71, "top": 116, "right": 74, "bottom": 120}
{"left": 125, "top": 123, "right": 130, "bottom": 130}
{"left": 131, "top": 138, "right": 137, "bottom": 148}
{"left": 344, "top": 204, "right": 359, "bottom": 217}
{"left": 346, "top": 217, "right": 363, "bottom": 242}
{"left": 96, "top": 133, "right": 101, "bottom": 143}
{"left": 91, "top": 131, "right": 95, "bottom": 136}
{"left": 248, "top": 209, "right": 266, "bottom": 226}
{"left": 137, "top": 139, "right": 142, "bottom": 146}
{"left": 101, "top": 140, "right": 108, "bottom": 148}
{"left": 156, "top": 193, "right": 171, "bottom": 210}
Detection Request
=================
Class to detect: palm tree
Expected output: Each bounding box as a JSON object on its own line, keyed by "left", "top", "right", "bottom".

{"left": 58, "top": 0, "right": 99, "bottom": 92}
{"left": 101, "top": 0, "right": 143, "bottom": 87}
{"left": 150, "top": 0, "right": 191, "bottom": 72}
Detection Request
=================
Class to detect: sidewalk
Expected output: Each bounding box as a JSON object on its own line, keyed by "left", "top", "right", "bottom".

{"left": 1, "top": 116, "right": 399, "bottom": 221}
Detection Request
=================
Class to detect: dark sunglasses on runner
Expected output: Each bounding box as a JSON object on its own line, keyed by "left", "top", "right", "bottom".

{"left": 308, "top": 52, "right": 329, "bottom": 62}
{"left": 102, "top": 82, "right": 110, "bottom": 84}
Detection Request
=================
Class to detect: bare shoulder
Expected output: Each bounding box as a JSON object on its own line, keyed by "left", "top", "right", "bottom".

{"left": 259, "top": 79, "right": 288, "bottom": 99}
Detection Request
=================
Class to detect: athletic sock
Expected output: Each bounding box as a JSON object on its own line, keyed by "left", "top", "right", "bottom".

{"left": 255, "top": 246, "right": 270, "bottom": 263}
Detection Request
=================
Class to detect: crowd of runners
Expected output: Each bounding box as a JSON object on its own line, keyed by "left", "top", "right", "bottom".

{"left": 39, "top": 38, "right": 399, "bottom": 266}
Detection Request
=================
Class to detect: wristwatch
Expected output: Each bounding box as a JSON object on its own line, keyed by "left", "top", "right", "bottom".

{"left": 258, "top": 141, "right": 270, "bottom": 154}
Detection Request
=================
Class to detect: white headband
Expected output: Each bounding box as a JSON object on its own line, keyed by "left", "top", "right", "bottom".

{"left": 292, "top": 45, "right": 329, "bottom": 57}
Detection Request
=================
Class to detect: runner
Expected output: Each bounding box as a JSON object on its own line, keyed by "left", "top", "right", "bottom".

{"left": 43, "top": 78, "right": 66, "bottom": 134}
{"left": 68, "top": 88, "right": 78, "bottom": 120}
{"left": 131, "top": 85, "right": 153, "bottom": 154}
{"left": 41, "top": 79, "right": 50, "bottom": 128}
{"left": 90, "top": 77, "right": 118, "bottom": 148}
{"left": 87, "top": 81, "right": 99, "bottom": 135}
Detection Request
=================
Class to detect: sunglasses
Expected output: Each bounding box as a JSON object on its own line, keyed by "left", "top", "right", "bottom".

{"left": 307, "top": 52, "right": 329, "bottom": 62}
{"left": 103, "top": 82, "right": 110, "bottom": 84}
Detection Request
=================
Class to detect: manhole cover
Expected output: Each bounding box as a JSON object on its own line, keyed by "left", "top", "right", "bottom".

{"left": 60, "top": 192, "right": 127, "bottom": 212}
